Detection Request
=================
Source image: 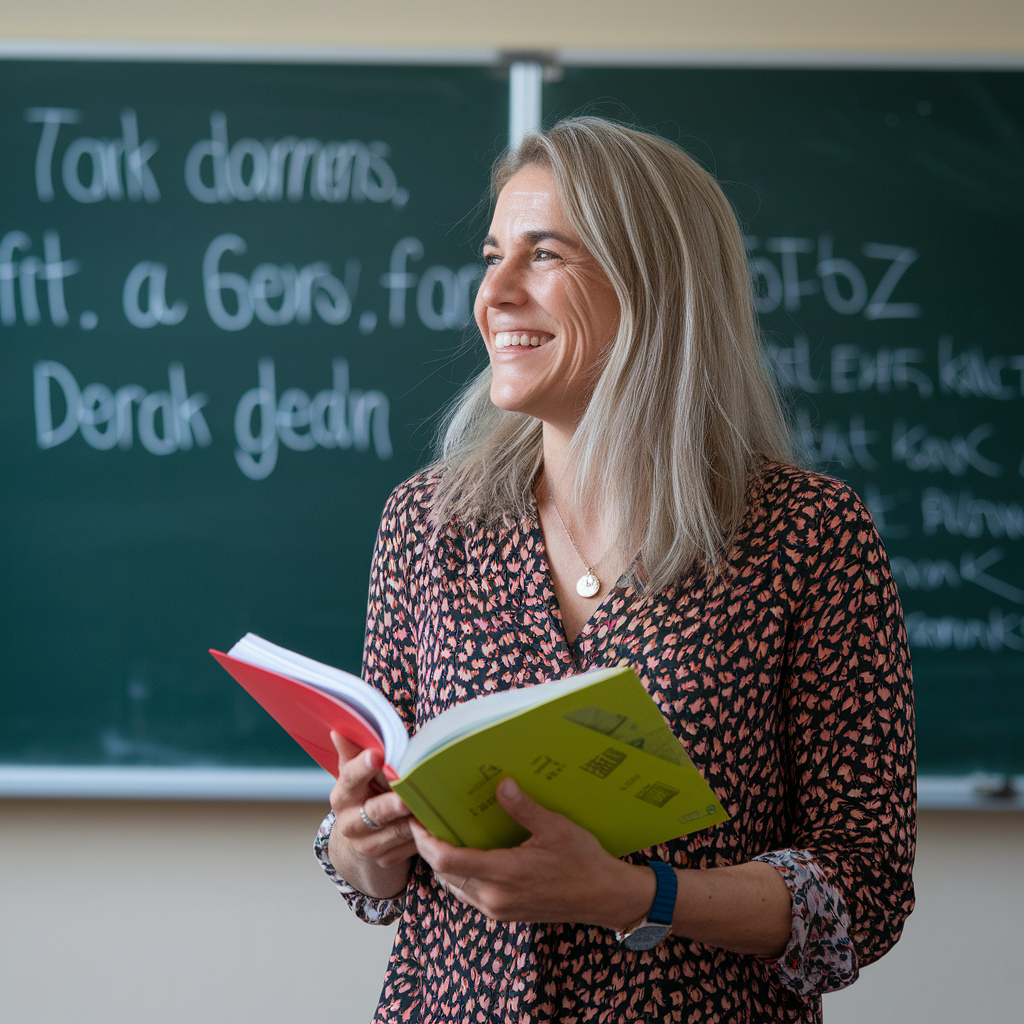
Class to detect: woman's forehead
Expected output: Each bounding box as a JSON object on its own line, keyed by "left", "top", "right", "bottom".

{"left": 487, "top": 166, "right": 579, "bottom": 245}
{"left": 495, "top": 167, "right": 561, "bottom": 216}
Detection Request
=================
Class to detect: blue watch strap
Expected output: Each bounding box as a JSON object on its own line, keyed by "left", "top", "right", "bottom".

{"left": 647, "top": 860, "right": 678, "bottom": 926}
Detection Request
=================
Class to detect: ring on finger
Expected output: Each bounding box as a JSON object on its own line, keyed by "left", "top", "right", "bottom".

{"left": 359, "top": 804, "right": 382, "bottom": 830}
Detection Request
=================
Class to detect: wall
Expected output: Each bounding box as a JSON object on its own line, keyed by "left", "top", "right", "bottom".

{"left": 1, "top": 0, "right": 1022, "bottom": 53}
{"left": 2, "top": 802, "right": 1022, "bottom": 1023}
{"left": 0, "top": 799, "right": 396, "bottom": 1024}
{"left": 1, "top": 3, "right": 1021, "bottom": 1023}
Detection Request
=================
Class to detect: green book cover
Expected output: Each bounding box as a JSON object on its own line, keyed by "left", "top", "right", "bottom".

{"left": 392, "top": 666, "right": 729, "bottom": 858}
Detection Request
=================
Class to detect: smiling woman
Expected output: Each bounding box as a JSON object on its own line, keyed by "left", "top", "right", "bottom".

{"left": 314, "top": 118, "right": 916, "bottom": 1024}
{"left": 432, "top": 121, "right": 796, "bottom": 604}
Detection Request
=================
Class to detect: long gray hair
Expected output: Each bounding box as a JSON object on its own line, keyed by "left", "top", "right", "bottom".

{"left": 430, "top": 117, "right": 792, "bottom": 593}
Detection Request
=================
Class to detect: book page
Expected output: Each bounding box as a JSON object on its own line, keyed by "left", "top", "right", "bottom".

{"left": 400, "top": 665, "right": 622, "bottom": 774}
{"left": 228, "top": 633, "right": 409, "bottom": 764}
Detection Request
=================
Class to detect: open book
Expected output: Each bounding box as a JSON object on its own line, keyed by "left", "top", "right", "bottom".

{"left": 211, "top": 633, "right": 729, "bottom": 857}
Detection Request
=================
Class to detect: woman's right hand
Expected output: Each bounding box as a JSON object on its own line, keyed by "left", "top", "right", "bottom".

{"left": 326, "top": 730, "right": 417, "bottom": 899}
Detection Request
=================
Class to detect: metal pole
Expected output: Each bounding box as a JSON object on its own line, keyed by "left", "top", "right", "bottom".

{"left": 508, "top": 60, "right": 543, "bottom": 149}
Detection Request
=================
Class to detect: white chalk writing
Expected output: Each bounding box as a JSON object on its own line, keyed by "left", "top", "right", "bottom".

{"left": 234, "top": 357, "right": 391, "bottom": 480}
{"left": 122, "top": 261, "right": 188, "bottom": 328}
{"left": 892, "top": 420, "right": 1002, "bottom": 478}
{"left": 746, "top": 234, "right": 921, "bottom": 318}
{"left": 922, "top": 488, "right": 1024, "bottom": 540}
{"left": 939, "top": 336, "right": 1024, "bottom": 399}
{"left": 184, "top": 112, "right": 407, "bottom": 207}
{"left": 830, "top": 344, "right": 933, "bottom": 398}
{"left": 34, "top": 360, "right": 210, "bottom": 455}
{"left": 25, "top": 107, "right": 159, "bottom": 203}
{"left": 904, "top": 608, "right": 1024, "bottom": 652}
{"left": 0, "top": 230, "right": 78, "bottom": 326}
{"left": 202, "top": 234, "right": 356, "bottom": 331}
{"left": 892, "top": 547, "right": 1024, "bottom": 605}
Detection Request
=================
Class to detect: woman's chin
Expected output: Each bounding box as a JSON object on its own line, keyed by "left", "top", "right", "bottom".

{"left": 489, "top": 385, "right": 535, "bottom": 417}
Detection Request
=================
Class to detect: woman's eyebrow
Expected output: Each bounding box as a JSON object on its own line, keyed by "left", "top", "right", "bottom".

{"left": 481, "top": 230, "right": 579, "bottom": 250}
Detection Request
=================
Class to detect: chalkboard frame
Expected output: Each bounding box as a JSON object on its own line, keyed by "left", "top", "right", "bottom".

{"left": 1, "top": 44, "right": 1021, "bottom": 808}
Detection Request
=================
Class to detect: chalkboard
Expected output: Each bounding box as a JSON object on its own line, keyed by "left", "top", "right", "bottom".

{"left": 2, "top": 59, "right": 1021, "bottom": 786}
{"left": 545, "top": 67, "right": 1023, "bottom": 776}
{"left": 0, "top": 59, "right": 503, "bottom": 770}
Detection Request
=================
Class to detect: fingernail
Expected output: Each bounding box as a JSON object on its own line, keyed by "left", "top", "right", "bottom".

{"left": 501, "top": 777, "right": 520, "bottom": 798}
{"left": 364, "top": 750, "right": 375, "bottom": 767}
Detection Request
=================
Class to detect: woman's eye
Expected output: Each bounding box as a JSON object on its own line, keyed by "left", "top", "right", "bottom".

{"left": 482, "top": 253, "right": 501, "bottom": 266}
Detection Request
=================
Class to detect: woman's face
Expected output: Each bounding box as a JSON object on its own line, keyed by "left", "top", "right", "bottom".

{"left": 475, "top": 164, "right": 620, "bottom": 434}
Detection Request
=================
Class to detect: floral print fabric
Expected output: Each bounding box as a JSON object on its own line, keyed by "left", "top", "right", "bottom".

{"left": 316, "top": 461, "right": 916, "bottom": 1023}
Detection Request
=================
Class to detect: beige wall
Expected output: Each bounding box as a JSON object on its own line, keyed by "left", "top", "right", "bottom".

{"left": 1, "top": 0, "right": 1022, "bottom": 53}
{"left": 0, "top": 799, "right": 397, "bottom": 1024}
{"left": 2, "top": 802, "right": 1021, "bottom": 1024}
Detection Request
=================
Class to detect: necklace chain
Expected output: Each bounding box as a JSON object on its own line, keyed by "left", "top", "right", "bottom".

{"left": 544, "top": 479, "right": 617, "bottom": 598}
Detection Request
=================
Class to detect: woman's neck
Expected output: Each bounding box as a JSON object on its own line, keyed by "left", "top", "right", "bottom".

{"left": 539, "top": 425, "right": 597, "bottom": 531}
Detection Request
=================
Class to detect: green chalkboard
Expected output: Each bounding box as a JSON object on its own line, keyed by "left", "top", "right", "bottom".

{"left": 2, "top": 60, "right": 1021, "bottom": 782}
{"left": 546, "top": 68, "right": 1023, "bottom": 775}
{"left": 0, "top": 60, "right": 503, "bottom": 768}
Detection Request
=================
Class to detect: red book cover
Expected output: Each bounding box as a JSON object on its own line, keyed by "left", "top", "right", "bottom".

{"left": 210, "top": 650, "right": 388, "bottom": 777}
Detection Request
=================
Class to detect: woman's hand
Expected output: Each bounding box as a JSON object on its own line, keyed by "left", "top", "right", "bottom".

{"left": 326, "top": 731, "right": 417, "bottom": 900}
{"left": 411, "top": 776, "right": 655, "bottom": 931}
{"left": 412, "top": 776, "right": 793, "bottom": 955}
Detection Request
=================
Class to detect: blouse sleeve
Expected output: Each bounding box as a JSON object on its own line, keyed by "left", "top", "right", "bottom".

{"left": 312, "top": 478, "right": 429, "bottom": 921}
{"left": 762, "top": 481, "right": 916, "bottom": 993}
{"left": 753, "top": 847, "right": 856, "bottom": 995}
{"left": 314, "top": 811, "right": 408, "bottom": 925}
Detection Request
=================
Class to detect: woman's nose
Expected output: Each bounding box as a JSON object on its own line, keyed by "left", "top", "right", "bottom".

{"left": 477, "top": 258, "right": 526, "bottom": 308}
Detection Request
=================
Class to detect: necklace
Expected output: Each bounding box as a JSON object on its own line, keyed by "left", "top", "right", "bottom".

{"left": 545, "top": 483, "right": 616, "bottom": 599}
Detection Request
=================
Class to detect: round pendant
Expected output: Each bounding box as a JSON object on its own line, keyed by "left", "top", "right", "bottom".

{"left": 576, "top": 572, "right": 601, "bottom": 598}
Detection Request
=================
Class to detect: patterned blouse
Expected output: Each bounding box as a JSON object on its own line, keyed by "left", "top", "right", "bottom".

{"left": 315, "top": 460, "right": 916, "bottom": 1023}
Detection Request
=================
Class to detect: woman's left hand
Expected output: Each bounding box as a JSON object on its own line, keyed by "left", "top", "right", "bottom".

{"left": 410, "top": 777, "right": 655, "bottom": 930}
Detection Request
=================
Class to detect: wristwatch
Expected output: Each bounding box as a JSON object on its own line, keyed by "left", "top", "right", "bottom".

{"left": 616, "top": 860, "right": 678, "bottom": 951}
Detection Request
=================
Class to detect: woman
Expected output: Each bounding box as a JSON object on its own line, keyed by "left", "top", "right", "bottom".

{"left": 315, "top": 117, "right": 915, "bottom": 1022}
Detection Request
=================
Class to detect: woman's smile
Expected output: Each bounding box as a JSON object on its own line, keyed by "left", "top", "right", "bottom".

{"left": 491, "top": 330, "right": 555, "bottom": 350}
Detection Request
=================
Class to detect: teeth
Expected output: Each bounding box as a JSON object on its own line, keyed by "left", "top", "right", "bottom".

{"left": 493, "top": 331, "right": 551, "bottom": 350}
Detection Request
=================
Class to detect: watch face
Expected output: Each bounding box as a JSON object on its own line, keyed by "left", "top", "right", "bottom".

{"left": 623, "top": 922, "right": 672, "bottom": 951}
